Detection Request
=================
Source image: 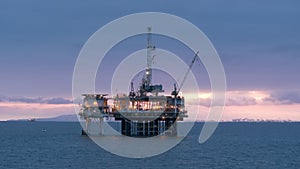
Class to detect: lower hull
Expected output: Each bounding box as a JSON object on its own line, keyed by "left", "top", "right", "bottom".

{"left": 118, "top": 118, "right": 177, "bottom": 137}
{"left": 81, "top": 119, "right": 186, "bottom": 137}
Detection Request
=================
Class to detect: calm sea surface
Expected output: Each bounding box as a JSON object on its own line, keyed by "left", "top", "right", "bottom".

{"left": 0, "top": 122, "right": 299, "bottom": 169}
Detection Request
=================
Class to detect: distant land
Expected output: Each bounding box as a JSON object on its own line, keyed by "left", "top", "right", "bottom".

{"left": 37, "top": 114, "right": 78, "bottom": 122}
{"left": 5, "top": 114, "right": 298, "bottom": 122}
{"left": 7, "top": 114, "right": 78, "bottom": 122}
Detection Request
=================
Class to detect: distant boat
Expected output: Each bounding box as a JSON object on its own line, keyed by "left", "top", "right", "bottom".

{"left": 42, "top": 129, "right": 47, "bottom": 132}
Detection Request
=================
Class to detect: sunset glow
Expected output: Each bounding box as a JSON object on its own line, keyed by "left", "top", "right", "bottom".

{"left": 1, "top": 90, "right": 299, "bottom": 121}
{"left": 0, "top": 101, "right": 74, "bottom": 121}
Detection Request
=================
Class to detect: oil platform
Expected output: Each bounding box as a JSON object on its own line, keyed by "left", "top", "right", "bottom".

{"left": 79, "top": 27, "right": 197, "bottom": 137}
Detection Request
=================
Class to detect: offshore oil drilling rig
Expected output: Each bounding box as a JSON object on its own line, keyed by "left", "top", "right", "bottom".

{"left": 79, "top": 27, "right": 198, "bottom": 137}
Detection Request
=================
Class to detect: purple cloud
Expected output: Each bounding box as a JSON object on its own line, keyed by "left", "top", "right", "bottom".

{"left": 225, "top": 96, "right": 257, "bottom": 106}
{"left": 0, "top": 95, "right": 72, "bottom": 104}
{"left": 45, "top": 97, "right": 72, "bottom": 104}
{"left": 186, "top": 95, "right": 258, "bottom": 107}
{"left": 263, "top": 91, "right": 300, "bottom": 105}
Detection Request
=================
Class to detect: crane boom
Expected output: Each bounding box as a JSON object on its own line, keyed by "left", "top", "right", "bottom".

{"left": 173, "top": 51, "right": 199, "bottom": 96}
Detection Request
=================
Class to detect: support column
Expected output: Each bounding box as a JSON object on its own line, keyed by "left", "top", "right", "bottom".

{"left": 143, "top": 120, "right": 145, "bottom": 136}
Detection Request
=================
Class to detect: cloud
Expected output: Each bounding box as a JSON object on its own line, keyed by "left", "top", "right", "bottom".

{"left": 45, "top": 97, "right": 72, "bottom": 104}
{"left": 0, "top": 103, "right": 74, "bottom": 121}
{"left": 185, "top": 97, "right": 213, "bottom": 107}
{"left": 225, "top": 90, "right": 300, "bottom": 106}
{"left": 0, "top": 95, "right": 72, "bottom": 105}
{"left": 0, "top": 95, "right": 7, "bottom": 102}
{"left": 175, "top": 90, "right": 300, "bottom": 107}
{"left": 226, "top": 96, "right": 257, "bottom": 106}
{"left": 9, "top": 97, "right": 43, "bottom": 103}
{"left": 263, "top": 91, "right": 300, "bottom": 105}
{"left": 186, "top": 95, "right": 257, "bottom": 107}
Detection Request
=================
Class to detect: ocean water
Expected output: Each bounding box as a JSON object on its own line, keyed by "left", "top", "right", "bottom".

{"left": 0, "top": 122, "right": 299, "bottom": 169}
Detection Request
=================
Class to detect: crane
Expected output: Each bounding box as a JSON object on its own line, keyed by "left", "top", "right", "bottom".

{"left": 172, "top": 51, "right": 199, "bottom": 97}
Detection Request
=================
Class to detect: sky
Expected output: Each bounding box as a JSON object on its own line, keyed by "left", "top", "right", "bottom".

{"left": 0, "top": 0, "right": 300, "bottom": 121}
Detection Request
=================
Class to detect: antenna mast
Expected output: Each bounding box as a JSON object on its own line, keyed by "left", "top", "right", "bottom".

{"left": 145, "top": 27, "right": 155, "bottom": 87}
{"left": 138, "top": 27, "right": 163, "bottom": 96}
